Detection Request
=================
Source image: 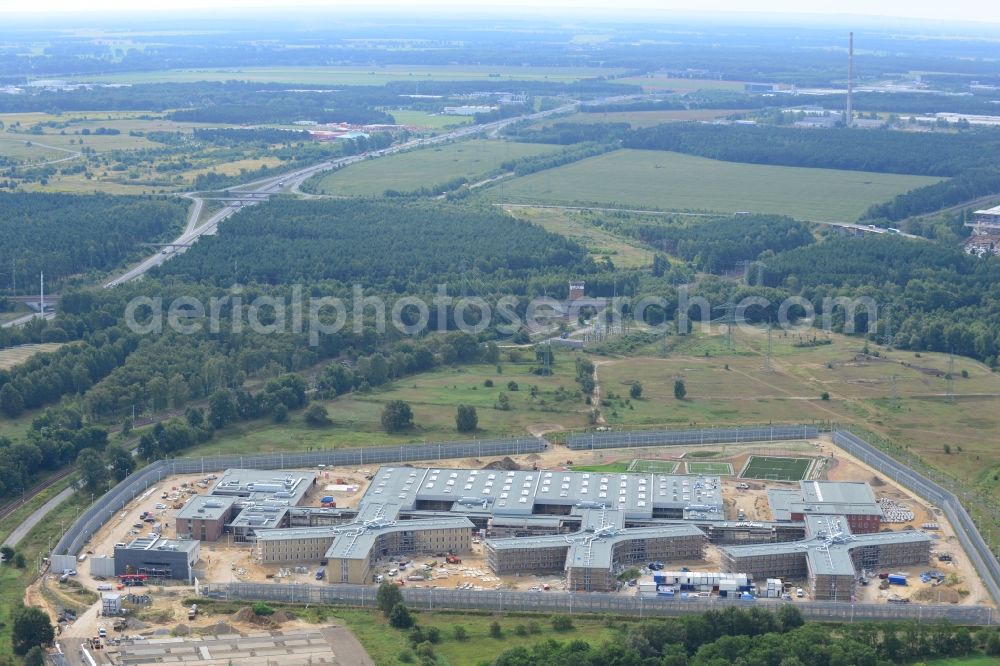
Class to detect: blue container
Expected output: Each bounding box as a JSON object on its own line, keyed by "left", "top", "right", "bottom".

{"left": 321, "top": 496, "right": 334, "bottom": 503}
{"left": 740, "top": 592, "right": 754, "bottom": 600}
{"left": 888, "top": 575, "right": 907, "bottom": 586}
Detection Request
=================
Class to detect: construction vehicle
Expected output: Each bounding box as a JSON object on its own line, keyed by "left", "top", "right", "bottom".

{"left": 445, "top": 555, "right": 462, "bottom": 564}
{"left": 188, "top": 604, "right": 198, "bottom": 620}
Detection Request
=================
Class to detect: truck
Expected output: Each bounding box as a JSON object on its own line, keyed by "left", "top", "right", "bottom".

{"left": 315, "top": 568, "right": 325, "bottom": 580}
{"left": 445, "top": 555, "right": 462, "bottom": 564}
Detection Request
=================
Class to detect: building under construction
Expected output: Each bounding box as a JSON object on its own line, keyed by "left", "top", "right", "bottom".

{"left": 486, "top": 508, "right": 706, "bottom": 591}
{"left": 720, "top": 515, "right": 931, "bottom": 600}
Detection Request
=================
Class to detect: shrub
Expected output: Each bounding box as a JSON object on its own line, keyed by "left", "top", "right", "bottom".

{"left": 390, "top": 603, "right": 414, "bottom": 629}
{"left": 552, "top": 616, "right": 574, "bottom": 631}
{"left": 452, "top": 625, "right": 468, "bottom": 640}
{"left": 490, "top": 620, "right": 503, "bottom": 638}
{"left": 514, "top": 624, "right": 529, "bottom": 636}
{"left": 251, "top": 602, "right": 274, "bottom": 616}
{"left": 820, "top": 392, "right": 830, "bottom": 401}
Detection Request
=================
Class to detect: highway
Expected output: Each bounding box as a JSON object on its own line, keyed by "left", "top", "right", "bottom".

{"left": 99, "top": 100, "right": 580, "bottom": 289}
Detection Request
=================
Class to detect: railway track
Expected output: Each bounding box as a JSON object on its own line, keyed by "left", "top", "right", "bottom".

{"left": 0, "top": 468, "right": 74, "bottom": 524}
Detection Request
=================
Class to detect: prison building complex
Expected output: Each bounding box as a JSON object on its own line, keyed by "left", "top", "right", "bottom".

{"left": 113, "top": 536, "right": 201, "bottom": 582}
{"left": 175, "top": 495, "right": 236, "bottom": 541}
{"left": 768, "top": 480, "right": 883, "bottom": 534}
{"left": 486, "top": 508, "right": 706, "bottom": 592}
{"left": 720, "top": 515, "right": 931, "bottom": 601}
{"left": 255, "top": 501, "right": 473, "bottom": 584}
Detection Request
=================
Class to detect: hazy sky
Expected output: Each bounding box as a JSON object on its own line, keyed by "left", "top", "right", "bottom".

{"left": 3, "top": 0, "right": 1000, "bottom": 24}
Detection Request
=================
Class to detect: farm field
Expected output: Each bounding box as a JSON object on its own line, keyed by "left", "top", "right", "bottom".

{"left": 739, "top": 455, "right": 812, "bottom": 481}
{"left": 490, "top": 149, "right": 942, "bottom": 220}
{"left": 64, "top": 64, "right": 627, "bottom": 86}
{"left": 310, "top": 139, "right": 563, "bottom": 196}
{"left": 685, "top": 461, "right": 735, "bottom": 475}
{"left": 503, "top": 204, "right": 655, "bottom": 268}
{"left": 0, "top": 343, "right": 64, "bottom": 370}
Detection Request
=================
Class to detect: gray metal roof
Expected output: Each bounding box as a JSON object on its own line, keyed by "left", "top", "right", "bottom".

{"left": 117, "top": 536, "right": 199, "bottom": 555}
{"left": 325, "top": 516, "right": 475, "bottom": 561}
{"left": 176, "top": 495, "right": 235, "bottom": 522}
{"left": 487, "top": 508, "right": 705, "bottom": 571}
{"left": 721, "top": 515, "right": 931, "bottom": 577}
{"left": 364, "top": 466, "right": 723, "bottom": 520}
{"left": 211, "top": 469, "right": 315, "bottom": 504}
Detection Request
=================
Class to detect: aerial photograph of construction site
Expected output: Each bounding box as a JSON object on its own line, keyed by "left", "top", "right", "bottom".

{"left": 26, "top": 427, "right": 995, "bottom": 666}
{"left": 9, "top": 2, "right": 1000, "bottom": 666}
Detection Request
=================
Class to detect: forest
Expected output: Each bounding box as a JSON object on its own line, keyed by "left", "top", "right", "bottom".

{"left": 156, "top": 199, "right": 599, "bottom": 291}
{"left": 623, "top": 122, "right": 1000, "bottom": 177}
{"left": 602, "top": 215, "right": 815, "bottom": 274}
{"left": 0, "top": 192, "right": 188, "bottom": 292}
{"left": 503, "top": 121, "right": 630, "bottom": 145}
{"left": 864, "top": 167, "right": 1000, "bottom": 222}
{"left": 490, "top": 605, "right": 999, "bottom": 666}
{"left": 761, "top": 235, "right": 1000, "bottom": 363}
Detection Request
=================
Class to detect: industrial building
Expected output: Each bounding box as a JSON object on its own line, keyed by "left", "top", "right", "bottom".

{"left": 720, "top": 515, "right": 932, "bottom": 601}
{"left": 768, "top": 481, "right": 883, "bottom": 534}
{"left": 113, "top": 536, "right": 201, "bottom": 582}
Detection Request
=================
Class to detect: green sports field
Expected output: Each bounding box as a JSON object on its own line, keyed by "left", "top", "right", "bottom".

{"left": 628, "top": 459, "right": 679, "bottom": 474}
{"left": 739, "top": 456, "right": 812, "bottom": 481}
{"left": 685, "top": 461, "right": 734, "bottom": 476}
{"left": 491, "top": 149, "right": 941, "bottom": 221}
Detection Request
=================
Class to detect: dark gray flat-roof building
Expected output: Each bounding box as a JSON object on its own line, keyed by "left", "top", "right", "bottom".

{"left": 113, "top": 536, "right": 200, "bottom": 582}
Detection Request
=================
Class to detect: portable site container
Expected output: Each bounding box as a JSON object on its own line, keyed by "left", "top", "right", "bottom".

{"left": 888, "top": 574, "right": 907, "bottom": 586}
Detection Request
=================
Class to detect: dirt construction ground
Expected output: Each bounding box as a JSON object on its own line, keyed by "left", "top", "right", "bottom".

{"left": 30, "top": 434, "right": 993, "bottom": 648}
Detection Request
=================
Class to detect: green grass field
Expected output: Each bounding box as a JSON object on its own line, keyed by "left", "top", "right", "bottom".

{"left": 628, "top": 459, "right": 679, "bottom": 473}
{"left": 311, "top": 139, "right": 562, "bottom": 196}
{"left": 390, "top": 109, "right": 474, "bottom": 130}
{"left": 192, "top": 601, "right": 620, "bottom": 666}
{"left": 685, "top": 461, "right": 735, "bottom": 475}
{"left": 503, "top": 205, "right": 655, "bottom": 268}
{"left": 64, "top": 64, "right": 626, "bottom": 86}
{"left": 571, "top": 462, "right": 633, "bottom": 473}
{"left": 0, "top": 343, "right": 65, "bottom": 371}
{"left": 490, "top": 149, "right": 941, "bottom": 221}
{"left": 740, "top": 455, "right": 812, "bottom": 481}
{"left": 196, "top": 358, "right": 590, "bottom": 457}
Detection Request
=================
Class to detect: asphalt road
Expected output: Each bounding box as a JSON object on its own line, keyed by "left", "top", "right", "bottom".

{"left": 2, "top": 486, "right": 76, "bottom": 548}
{"left": 99, "top": 100, "right": 581, "bottom": 288}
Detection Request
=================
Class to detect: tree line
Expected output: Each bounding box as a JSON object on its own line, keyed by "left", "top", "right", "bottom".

{"left": 491, "top": 605, "right": 997, "bottom": 666}
{"left": 0, "top": 192, "right": 188, "bottom": 293}
{"left": 623, "top": 122, "right": 1000, "bottom": 177}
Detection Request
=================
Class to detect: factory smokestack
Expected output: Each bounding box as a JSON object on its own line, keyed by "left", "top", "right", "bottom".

{"left": 846, "top": 32, "right": 854, "bottom": 127}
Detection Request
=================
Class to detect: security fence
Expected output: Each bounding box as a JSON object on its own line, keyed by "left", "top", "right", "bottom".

{"left": 51, "top": 436, "right": 543, "bottom": 557}
{"left": 832, "top": 429, "right": 1000, "bottom": 608}
{"left": 202, "top": 581, "right": 995, "bottom": 625}
{"left": 566, "top": 425, "right": 819, "bottom": 450}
